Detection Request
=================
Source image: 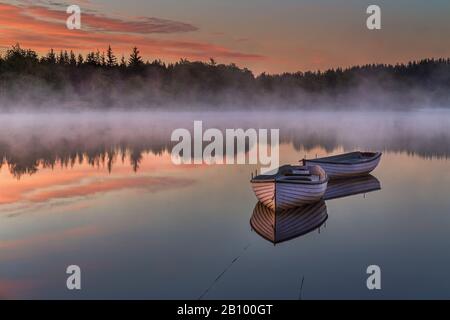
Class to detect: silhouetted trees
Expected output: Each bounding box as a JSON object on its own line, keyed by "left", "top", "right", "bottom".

{"left": 1, "top": 44, "right": 450, "bottom": 109}
{"left": 120, "top": 55, "right": 126, "bottom": 68}
{"left": 69, "top": 51, "right": 77, "bottom": 66}
{"left": 106, "top": 45, "right": 117, "bottom": 67}
{"left": 45, "top": 48, "right": 57, "bottom": 64}
{"left": 77, "top": 53, "right": 84, "bottom": 66}
{"left": 128, "top": 46, "right": 143, "bottom": 69}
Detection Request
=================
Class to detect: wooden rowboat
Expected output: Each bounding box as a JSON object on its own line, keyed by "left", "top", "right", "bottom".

{"left": 303, "top": 151, "right": 382, "bottom": 179}
{"left": 324, "top": 174, "right": 381, "bottom": 200}
{"left": 250, "top": 201, "right": 328, "bottom": 244}
{"left": 250, "top": 165, "right": 328, "bottom": 211}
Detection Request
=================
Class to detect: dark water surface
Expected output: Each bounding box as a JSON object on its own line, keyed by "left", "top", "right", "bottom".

{"left": 0, "top": 111, "right": 449, "bottom": 299}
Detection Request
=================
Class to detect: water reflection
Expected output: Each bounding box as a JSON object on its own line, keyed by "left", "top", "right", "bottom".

{"left": 250, "top": 201, "right": 328, "bottom": 244}
{"left": 250, "top": 174, "right": 382, "bottom": 244}
{"left": 324, "top": 175, "right": 381, "bottom": 200}
{"left": 1, "top": 111, "right": 450, "bottom": 178}
{"left": 1, "top": 111, "right": 450, "bottom": 299}
{"left": 0, "top": 151, "right": 195, "bottom": 217}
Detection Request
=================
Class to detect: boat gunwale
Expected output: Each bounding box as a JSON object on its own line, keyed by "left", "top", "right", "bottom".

{"left": 250, "top": 164, "right": 329, "bottom": 185}
{"left": 305, "top": 151, "right": 382, "bottom": 165}
{"left": 251, "top": 177, "right": 329, "bottom": 185}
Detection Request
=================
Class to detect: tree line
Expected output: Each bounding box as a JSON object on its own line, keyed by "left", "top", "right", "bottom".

{"left": 1, "top": 44, "right": 450, "bottom": 109}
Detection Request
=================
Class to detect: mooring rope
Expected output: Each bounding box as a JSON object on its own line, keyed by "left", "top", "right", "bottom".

{"left": 198, "top": 242, "right": 252, "bottom": 300}
{"left": 298, "top": 276, "right": 305, "bottom": 300}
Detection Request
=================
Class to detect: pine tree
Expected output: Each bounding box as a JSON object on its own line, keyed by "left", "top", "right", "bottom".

{"left": 100, "top": 51, "right": 106, "bottom": 66}
{"left": 58, "top": 50, "right": 65, "bottom": 64}
{"left": 86, "top": 52, "right": 96, "bottom": 65}
{"left": 95, "top": 50, "right": 101, "bottom": 65}
{"left": 120, "top": 55, "right": 127, "bottom": 68}
{"left": 69, "top": 51, "right": 77, "bottom": 66}
{"left": 77, "top": 53, "right": 84, "bottom": 66}
{"left": 106, "top": 45, "right": 117, "bottom": 67}
{"left": 128, "top": 47, "right": 143, "bottom": 69}
{"left": 46, "top": 49, "right": 57, "bottom": 64}
{"left": 64, "top": 50, "right": 70, "bottom": 64}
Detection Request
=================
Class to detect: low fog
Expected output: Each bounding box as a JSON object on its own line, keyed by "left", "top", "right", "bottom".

{"left": 1, "top": 45, "right": 450, "bottom": 111}
{"left": 1, "top": 46, "right": 450, "bottom": 177}
{"left": 1, "top": 110, "right": 450, "bottom": 177}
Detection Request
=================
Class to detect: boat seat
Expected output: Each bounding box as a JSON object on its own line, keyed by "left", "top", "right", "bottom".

{"left": 280, "top": 175, "right": 319, "bottom": 182}
{"left": 291, "top": 169, "right": 310, "bottom": 175}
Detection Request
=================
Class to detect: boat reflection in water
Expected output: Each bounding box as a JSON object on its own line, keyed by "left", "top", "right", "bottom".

{"left": 250, "top": 175, "right": 381, "bottom": 244}
{"left": 324, "top": 174, "right": 381, "bottom": 200}
{"left": 250, "top": 201, "right": 328, "bottom": 244}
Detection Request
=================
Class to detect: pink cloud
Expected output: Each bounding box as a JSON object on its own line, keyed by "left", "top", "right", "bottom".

{"left": 0, "top": 2, "right": 264, "bottom": 62}
{"left": 23, "top": 5, "right": 198, "bottom": 34}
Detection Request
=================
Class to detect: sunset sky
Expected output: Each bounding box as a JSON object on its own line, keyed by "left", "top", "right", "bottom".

{"left": 1, "top": 0, "right": 450, "bottom": 74}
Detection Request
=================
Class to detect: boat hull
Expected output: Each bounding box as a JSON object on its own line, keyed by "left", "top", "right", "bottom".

{"left": 305, "top": 154, "right": 381, "bottom": 179}
{"left": 251, "top": 180, "right": 328, "bottom": 211}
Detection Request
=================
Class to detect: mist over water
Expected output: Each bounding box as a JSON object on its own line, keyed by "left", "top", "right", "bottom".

{"left": 1, "top": 109, "right": 450, "bottom": 177}
{"left": 2, "top": 50, "right": 450, "bottom": 111}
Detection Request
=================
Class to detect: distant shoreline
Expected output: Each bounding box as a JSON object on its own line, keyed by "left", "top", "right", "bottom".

{"left": 1, "top": 44, "right": 450, "bottom": 110}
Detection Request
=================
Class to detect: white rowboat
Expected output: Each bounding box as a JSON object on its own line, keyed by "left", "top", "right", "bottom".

{"left": 304, "top": 151, "right": 382, "bottom": 179}
{"left": 251, "top": 165, "right": 328, "bottom": 211}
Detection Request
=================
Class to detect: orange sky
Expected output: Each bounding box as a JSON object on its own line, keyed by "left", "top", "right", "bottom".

{"left": 1, "top": 0, "right": 450, "bottom": 74}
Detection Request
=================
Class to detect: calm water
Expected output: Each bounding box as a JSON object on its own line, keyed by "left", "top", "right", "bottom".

{"left": 1, "top": 111, "right": 450, "bottom": 299}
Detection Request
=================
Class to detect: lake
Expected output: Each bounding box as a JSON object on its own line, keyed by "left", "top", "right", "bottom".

{"left": 1, "top": 110, "right": 450, "bottom": 299}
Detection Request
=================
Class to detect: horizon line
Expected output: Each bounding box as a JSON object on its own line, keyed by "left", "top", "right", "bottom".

{"left": 1, "top": 43, "right": 450, "bottom": 76}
